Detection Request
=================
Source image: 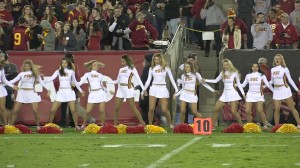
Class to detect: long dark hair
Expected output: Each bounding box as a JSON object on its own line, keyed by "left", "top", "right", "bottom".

{"left": 59, "top": 57, "right": 74, "bottom": 76}
{"left": 184, "top": 62, "right": 196, "bottom": 77}
{"left": 121, "top": 54, "right": 135, "bottom": 69}
{"left": 224, "top": 17, "right": 235, "bottom": 35}
{"left": 249, "top": 62, "right": 264, "bottom": 75}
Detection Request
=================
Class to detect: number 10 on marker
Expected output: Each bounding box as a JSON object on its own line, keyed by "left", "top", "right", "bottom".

{"left": 193, "top": 118, "right": 212, "bottom": 135}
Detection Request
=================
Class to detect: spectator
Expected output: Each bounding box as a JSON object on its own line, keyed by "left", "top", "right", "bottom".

{"left": 180, "top": 0, "right": 195, "bottom": 44}
{"left": 274, "top": 13, "right": 299, "bottom": 49}
{"left": 289, "top": 0, "right": 300, "bottom": 48}
{"left": 127, "top": 12, "right": 158, "bottom": 50}
{"left": 221, "top": 8, "right": 248, "bottom": 49}
{"left": 55, "top": 22, "right": 77, "bottom": 51}
{"left": 13, "top": 17, "right": 29, "bottom": 51}
{"left": 164, "top": 0, "right": 180, "bottom": 39}
{"left": 267, "top": 8, "right": 281, "bottom": 49}
{"left": 236, "top": 0, "right": 255, "bottom": 48}
{"left": 40, "top": 20, "right": 56, "bottom": 51}
{"left": 27, "top": 16, "right": 43, "bottom": 51}
{"left": 254, "top": 0, "right": 271, "bottom": 19}
{"left": 0, "top": 26, "right": 8, "bottom": 51}
{"left": 200, "top": 0, "right": 225, "bottom": 57}
{"left": 41, "top": 5, "right": 58, "bottom": 29}
{"left": 68, "top": 0, "right": 87, "bottom": 30}
{"left": 21, "top": 5, "right": 34, "bottom": 23}
{"left": 272, "top": 2, "right": 285, "bottom": 19}
{"left": 38, "top": 0, "right": 64, "bottom": 21}
{"left": 150, "top": 0, "right": 165, "bottom": 40}
{"left": 0, "top": 0, "right": 14, "bottom": 50}
{"left": 141, "top": 2, "right": 157, "bottom": 28}
{"left": 191, "top": 0, "right": 206, "bottom": 49}
{"left": 70, "top": 19, "right": 86, "bottom": 50}
{"left": 108, "top": 6, "right": 131, "bottom": 50}
{"left": 11, "top": 0, "right": 30, "bottom": 26}
{"left": 278, "top": 0, "right": 295, "bottom": 14}
{"left": 87, "top": 22, "right": 102, "bottom": 50}
{"left": 222, "top": 17, "right": 242, "bottom": 50}
{"left": 251, "top": 12, "right": 273, "bottom": 49}
{"left": 127, "top": 5, "right": 138, "bottom": 23}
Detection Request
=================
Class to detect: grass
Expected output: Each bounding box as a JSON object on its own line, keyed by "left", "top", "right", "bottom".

{"left": 0, "top": 127, "right": 299, "bottom": 168}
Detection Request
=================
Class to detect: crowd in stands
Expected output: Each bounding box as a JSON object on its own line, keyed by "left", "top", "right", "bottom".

{"left": 0, "top": 0, "right": 299, "bottom": 53}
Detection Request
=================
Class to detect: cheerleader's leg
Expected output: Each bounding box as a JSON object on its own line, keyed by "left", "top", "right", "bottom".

{"left": 11, "top": 102, "right": 22, "bottom": 125}
{"left": 83, "top": 103, "right": 95, "bottom": 127}
{"left": 212, "top": 100, "right": 225, "bottom": 127}
{"left": 0, "top": 97, "right": 7, "bottom": 125}
{"left": 69, "top": 101, "right": 78, "bottom": 128}
{"left": 190, "top": 103, "right": 202, "bottom": 118}
{"left": 285, "top": 97, "right": 300, "bottom": 125}
{"left": 229, "top": 101, "right": 242, "bottom": 125}
{"left": 114, "top": 97, "right": 123, "bottom": 125}
{"left": 128, "top": 98, "right": 145, "bottom": 126}
{"left": 148, "top": 96, "right": 158, "bottom": 125}
{"left": 180, "top": 101, "right": 187, "bottom": 124}
{"left": 256, "top": 102, "right": 268, "bottom": 127}
{"left": 98, "top": 102, "right": 106, "bottom": 126}
{"left": 49, "top": 101, "right": 61, "bottom": 123}
{"left": 159, "top": 98, "right": 173, "bottom": 128}
{"left": 273, "top": 100, "right": 282, "bottom": 125}
{"left": 31, "top": 102, "right": 40, "bottom": 127}
{"left": 245, "top": 102, "right": 253, "bottom": 123}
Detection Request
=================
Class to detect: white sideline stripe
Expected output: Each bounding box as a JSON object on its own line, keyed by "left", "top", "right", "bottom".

{"left": 1, "top": 137, "right": 107, "bottom": 139}
{"left": 102, "top": 144, "right": 166, "bottom": 148}
{"left": 212, "top": 144, "right": 233, "bottom": 148}
{"left": 250, "top": 145, "right": 288, "bottom": 147}
{"left": 146, "top": 137, "right": 202, "bottom": 168}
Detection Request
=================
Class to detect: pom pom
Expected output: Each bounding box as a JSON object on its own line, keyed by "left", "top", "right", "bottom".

{"left": 144, "top": 125, "right": 167, "bottom": 134}
{"left": 44, "top": 123, "right": 61, "bottom": 129}
{"left": 14, "top": 124, "right": 32, "bottom": 134}
{"left": 37, "top": 126, "right": 63, "bottom": 134}
{"left": 116, "top": 124, "right": 127, "bottom": 134}
{"left": 271, "top": 124, "right": 282, "bottom": 133}
{"left": 243, "top": 123, "right": 262, "bottom": 133}
{"left": 173, "top": 124, "right": 193, "bottom": 133}
{"left": 98, "top": 124, "right": 118, "bottom": 134}
{"left": 126, "top": 126, "right": 145, "bottom": 134}
{"left": 83, "top": 124, "right": 101, "bottom": 134}
{"left": 0, "top": 126, "right": 3, "bottom": 134}
{"left": 4, "top": 125, "right": 21, "bottom": 134}
{"left": 222, "top": 123, "right": 244, "bottom": 133}
{"left": 276, "top": 124, "right": 300, "bottom": 133}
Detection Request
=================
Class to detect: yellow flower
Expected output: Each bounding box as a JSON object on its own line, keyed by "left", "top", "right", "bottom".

{"left": 144, "top": 125, "right": 167, "bottom": 134}
{"left": 44, "top": 123, "right": 60, "bottom": 128}
{"left": 243, "top": 123, "right": 262, "bottom": 133}
{"left": 276, "top": 124, "right": 300, "bottom": 133}
{"left": 4, "top": 125, "right": 21, "bottom": 134}
{"left": 116, "top": 124, "right": 127, "bottom": 134}
{"left": 83, "top": 124, "right": 101, "bottom": 134}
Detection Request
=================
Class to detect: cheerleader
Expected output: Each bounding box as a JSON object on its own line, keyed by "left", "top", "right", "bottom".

{"left": 174, "top": 62, "right": 216, "bottom": 123}
{"left": 203, "top": 59, "right": 245, "bottom": 129}
{"left": 144, "top": 53, "right": 178, "bottom": 129}
{"left": 241, "top": 63, "right": 270, "bottom": 129}
{"left": 78, "top": 60, "right": 107, "bottom": 128}
{"left": 108, "top": 54, "right": 145, "bottom": 126}
{"left": 9, "top": 60, "right": 50, "bottom": 128}
{"left": 0, "top": 60, "right": 17, "bottom": 125}
{"left": 269, "top": 54, "right": 300, "bottom": 128}
{"left": 45, "top": 57, "right": 84, "bottom": 130}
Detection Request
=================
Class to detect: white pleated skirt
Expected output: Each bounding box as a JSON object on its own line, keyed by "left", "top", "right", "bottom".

{"left": 179, "top": 90, "right": 198, "bottom": 103}
{"left": 116, "top": 85, "right": 135, "bottom": 98}
{"left": 88, "top": 89, "right": 107, "bottom": 103}
{"left": 219, "top": 89, "right": 242, "bottom": 102}
{"left": 16, "top": 90, "right": 41, "bottom": 103}
{"left": 0, "top": 85, "right": 7, "bottom": 98}
{"left": 273, "top": 86, "right": 292, "bottom": 100}
{"left": 246, "top": 91, "right": 264, "bottom": 102}
{"left": 55, "top": 88, "right": 76, "bottom": 102}
{"left": 149, "top": 85, "right": 169, "bottom": 98}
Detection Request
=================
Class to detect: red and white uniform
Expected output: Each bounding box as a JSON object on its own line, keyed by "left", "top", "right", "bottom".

{"left": 10, "top": 71, "right": 48, "bottom": 103}
{"left": 241, "top": 72, "right": 269, "bottom": 102}
{"left": 45, "top": 68, "right": 83, "bottom": 102}
{"left": 144, "top": 65, "right": 178, "bottom": 98}
{"left": 79, "top": 70, "right": 106, "bottom": 103}
{"left": 175, "top": 72, "right": 214, "bottom": 103}
{"left": 0, "top": 69, "right": 14, "bottom": 97}
{"left": 269, "top": 66, "right": 298, "bottom": 100}
{"left": 205, "top": 71, "right": 245, "bottom": 102}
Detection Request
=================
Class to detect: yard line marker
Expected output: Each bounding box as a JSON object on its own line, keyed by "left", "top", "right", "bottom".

{"left": 222, "top": 163, "right": 231, "bottom": 166}
{"left": 250, "top": 145, "right": 288, "bottom": 147}
{"left": 102, "top": 144, "right": 166, "bottom": 148}
{"left": 78, "top": 163, "right": 90, "bottom": 167}
{"left": 212, "top": 144, "right": 233, "bottom": 148}
{"left": 147, "top": 137, "right": 202, "bottom": 168}
{"left": 295, "top": 163, "right": 300, "bottom": 166}
{"left": 6, "top": 165, "right": 15, "bottom": 168}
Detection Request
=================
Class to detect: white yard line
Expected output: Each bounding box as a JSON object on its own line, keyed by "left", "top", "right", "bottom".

{"left": 102, "top": 144, "right": 166, "bottom": 148}
{"left": 250, "top": 144, "right": 288, "bottom": 147}
{"left": 146, "top": 137, "right": 202, "bottom": 168}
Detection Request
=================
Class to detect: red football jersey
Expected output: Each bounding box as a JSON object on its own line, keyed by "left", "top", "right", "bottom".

{"left": 0, "top": 10, "right": 14, "bottom": 28}
{"left": 13, "top": 25, "right": 30, "bottom": 50}
{"left": 88, "top": 31, "right": 101, "bottom": 50}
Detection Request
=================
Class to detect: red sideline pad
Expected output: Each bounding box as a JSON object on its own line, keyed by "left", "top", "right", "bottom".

{"left": 8, "top": 51, "right": 157, "bottom": 125}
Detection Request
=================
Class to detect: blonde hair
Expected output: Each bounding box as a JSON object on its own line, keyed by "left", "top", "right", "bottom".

{"left": 222, "top": 58, "right": 238, "bottom": 79}
{"left": 273, "top": 54, "right": 287, "bottom": 68}
{"left": 184, "top": 62, "right": 196, "bottom": 77}
{"left": 84, "top": 60, "right": 105, "bottom": 71}
{"left": 22, "top": 59, "right": 41, "bottom": 79}
{"left": 121, "top": 54, "right": 135, "bottom": 69}
{"left": 151, "top": 53, "right": 167, "bottom": 70}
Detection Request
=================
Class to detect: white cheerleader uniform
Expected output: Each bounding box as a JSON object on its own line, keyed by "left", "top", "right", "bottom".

{"left": 269, "top": 66, "right": 298, "bottom": 100}
{"left": 45, "top": 68, "right": 83, "bottom": 102}
{"left": 9, "top": 71, "right": 48, "bottom": 103}
{"left": 144, "top": 65, "right": 178, "bottom": 98}
{"left": 241, "top": 72, "right": 269, "bottom": 102}
{"left": 0, "top": 69, "right": 14, "bottom": 98}
{"left": 175, "top": 72, "right": 215, "bottom": 103}
{"left": 205, "top": 71, "right": 245, "bottom": 102}
{"left": 79, "top": 70, "right": 107, "bottom": 103}
{"left": 110, "top": 66, "right": 145, "bottom": 98}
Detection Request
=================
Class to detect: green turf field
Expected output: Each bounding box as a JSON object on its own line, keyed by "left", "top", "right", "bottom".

{"left": 0, "top": 128, "right": 299, "bottom": 168}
